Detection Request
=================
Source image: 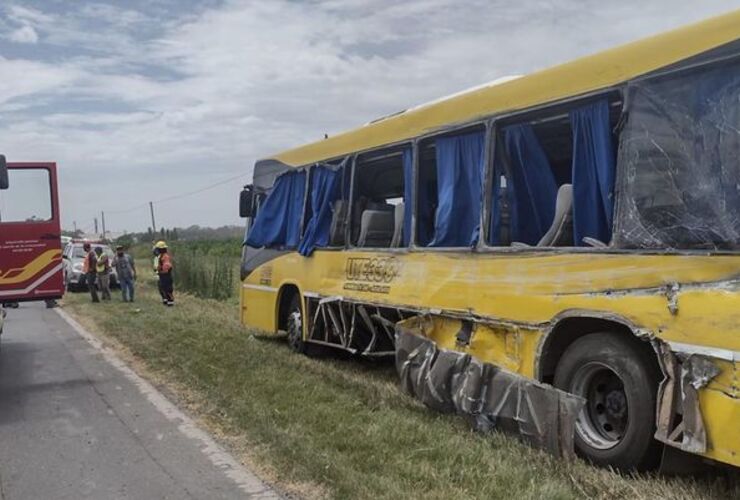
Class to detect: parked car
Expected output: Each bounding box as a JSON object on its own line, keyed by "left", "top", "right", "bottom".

{"left": 62, "top": 242, "right": 119, "bottom": 291}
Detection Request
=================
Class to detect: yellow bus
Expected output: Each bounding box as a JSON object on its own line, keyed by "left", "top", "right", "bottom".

{"left": 238, "top": 11, "right": 739, "bottom": 471}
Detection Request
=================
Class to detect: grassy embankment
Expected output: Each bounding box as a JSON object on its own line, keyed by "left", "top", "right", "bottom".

{"left": 63, "top": 266, "right": 737, "bottom": 500}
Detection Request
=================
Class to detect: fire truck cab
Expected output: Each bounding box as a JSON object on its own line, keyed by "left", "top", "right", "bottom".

{"left": 0, "top": 157, "right": 65, "bottom": 307}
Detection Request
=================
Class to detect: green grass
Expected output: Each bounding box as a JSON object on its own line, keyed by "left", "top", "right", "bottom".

{"left": 62, "top": 278, "right": 737, "bottom": 500}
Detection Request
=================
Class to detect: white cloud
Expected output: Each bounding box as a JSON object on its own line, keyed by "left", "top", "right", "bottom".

{"left": 0, "top": 0, "right": 737, "bottom": 232}
{"left": 8, "top": 25, "right": 38, "bottom": 43}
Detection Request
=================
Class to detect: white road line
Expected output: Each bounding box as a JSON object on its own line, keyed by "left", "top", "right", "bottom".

{"left": 55, "top": 308, "right": 279, "bottom": 499}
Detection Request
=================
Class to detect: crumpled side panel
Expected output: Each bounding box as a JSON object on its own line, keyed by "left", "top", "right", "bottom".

{"left": 396, "top": 325, "right": 585, "bottom": 459}
{"left": 655, "top": 344, "right": 721, "bottom": 454}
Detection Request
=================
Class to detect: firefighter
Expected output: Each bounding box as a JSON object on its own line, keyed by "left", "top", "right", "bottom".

{"left": 154, "top": 241, "right": 174, "bottom": 306}
{"left": 82, "top": 242, "right": 99, "bottom": 303}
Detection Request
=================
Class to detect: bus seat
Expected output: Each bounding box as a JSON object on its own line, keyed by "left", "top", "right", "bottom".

{"left": 357, "top": 210, "right": 394, "bottom": 247}
{"left": 537, "top": 183, "right": 573, "bottom": 247}
{"left": 390, "top": 203, "right": 404, "bottom": 247}
{"left": 329, "top": 200, "right": 348, "bottom": 246}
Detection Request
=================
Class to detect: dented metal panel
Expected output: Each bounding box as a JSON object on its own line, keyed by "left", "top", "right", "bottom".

{"left": 655, "top": 344, "right": 722, "bottom": 454}
{"left": 396, "top": 319, "right": 585, "bottom": 459}
{"left": 242, "top": 248, "right": 740, "bottom": 467}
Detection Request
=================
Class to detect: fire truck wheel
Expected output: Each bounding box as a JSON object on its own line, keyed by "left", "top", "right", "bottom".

{"left": 554, "top": 332, "right": 662, "bottom": 471}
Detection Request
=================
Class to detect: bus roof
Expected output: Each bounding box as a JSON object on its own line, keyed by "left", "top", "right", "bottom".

{"left": 261, "top": 9, "right": 740, "bottom": 169}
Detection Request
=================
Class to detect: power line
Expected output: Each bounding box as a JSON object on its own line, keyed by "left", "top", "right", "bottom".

{"left": 105, "top": 202, "right": 149, "bottom": 215}
{"left": 155, "top": 172, "right": 249, "bottom": 205}
{"left": 88, "top": 171, "right": 250, "bottom": 233}
{"left": 106, "top": 172, "right": 249, "bottom": 214}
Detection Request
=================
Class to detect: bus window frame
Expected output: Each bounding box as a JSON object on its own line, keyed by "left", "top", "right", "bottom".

{"left": 612, "top": 53, "right": 740, "bottom": 254}
{"left": 408, "top": 121, "right": 490, "bottom": 253}
{"left": 0, "top": 164, "right": 56, "bottom": 226}
{"left": 298, "top": 156, "right": 351, "bottom": 252}
{"left": 478, "top": 88, "right": 625, "bottom": 254}
{"left": 346, "top": 141, "right": 415, "bottom": 253}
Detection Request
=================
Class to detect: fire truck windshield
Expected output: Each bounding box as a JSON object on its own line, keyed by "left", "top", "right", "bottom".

{"left": 0, "top": 168, "right": 52, "bottom": 223}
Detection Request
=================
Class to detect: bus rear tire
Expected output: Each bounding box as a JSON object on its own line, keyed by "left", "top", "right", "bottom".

{"left": 285, "top": 294, "right": 307, "bottom": 354}
{"left": 553, "top": 332, "right": 662, "bottom": 471}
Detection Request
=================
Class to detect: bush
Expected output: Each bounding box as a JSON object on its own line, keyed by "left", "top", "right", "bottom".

{"left": 130, "top": 240, "right": 241, "bottom": 301}
{"left": 174, "top": 247, "right": 237, "bottom": 301}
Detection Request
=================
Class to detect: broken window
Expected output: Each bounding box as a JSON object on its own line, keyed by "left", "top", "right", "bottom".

{"left": 298, "top": 160, "right": 348, "bottom": 255}
{"left": 615, "top": 59, "right": 740, "bottom": 250}
{"left": 489, "top": 98, "right": 621, "bottom": 247}
{"left": 350, "top": 147, "right": 410, "bottom": 248}
{"left": 417, "top": 127, "right": 486, "bottom": 247}
{"left": 245, "top": 169, "right": 307, "bottom": 249}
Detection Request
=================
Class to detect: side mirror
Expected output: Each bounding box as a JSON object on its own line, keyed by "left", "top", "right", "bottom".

{"left": 0, "top": 155, "right": 8, "bottom": 190}
{"left": 239, "top": 186, "right": 255, "bottom": 218}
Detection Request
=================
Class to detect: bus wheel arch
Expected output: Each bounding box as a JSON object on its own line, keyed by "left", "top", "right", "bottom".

{"left": 539, "top": 314, "right": 663, "bottom": 470}
{"left": 276, "top": 284, "right": 306, "bottom": 353}
{"left": 537, "top": 314, "right": 658, "bottom": 384}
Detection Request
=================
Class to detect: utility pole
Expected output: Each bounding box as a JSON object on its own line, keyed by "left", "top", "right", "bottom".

{"left": 149, "top": 202, "right": 157, "bottom": 236}
{"left": 94, "top": 217, "right": 98, "bottom": 235}
{"left": 101, "top": 211, "right": 107, "bottom": 241}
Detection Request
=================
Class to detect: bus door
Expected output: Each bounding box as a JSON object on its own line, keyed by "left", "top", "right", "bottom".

{"left": 0, "top": 162, "right": 64, "bottom": 302}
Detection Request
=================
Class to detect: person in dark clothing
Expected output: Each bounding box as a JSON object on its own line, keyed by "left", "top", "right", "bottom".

{"left": 154, "top": 240, "right": 174, "bottom": 306}
{"left": 83, "top": 242, "right": 99, "bottom": 303}
{"left": 113, "top": 245, "right": 137, "bottom": 302}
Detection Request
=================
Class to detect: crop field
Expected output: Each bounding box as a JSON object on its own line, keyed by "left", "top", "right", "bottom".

{"left": 61, "top": 262, "right": 738, "bottom": 500}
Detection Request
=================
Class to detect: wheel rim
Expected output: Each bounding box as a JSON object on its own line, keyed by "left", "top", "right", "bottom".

{"left": 570, "top": 362, "right": 628, "bottom": 450}
{"left": 286, "top": 309, "right": 302, "bottom": 351}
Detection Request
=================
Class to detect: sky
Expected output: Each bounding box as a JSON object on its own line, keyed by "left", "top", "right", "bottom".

{"left": 0, "top": 1, "right": 737, "bottom": 234}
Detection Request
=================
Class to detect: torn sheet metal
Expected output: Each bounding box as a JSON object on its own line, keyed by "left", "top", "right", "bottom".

{"left": 395, "top": 319, "right": 585, "bottom": 459}
{"left": 306, "top": 296, "right": 399, "bottom": 355}
{"left": 655, "top": 344, "right": 721, "bottom": 454}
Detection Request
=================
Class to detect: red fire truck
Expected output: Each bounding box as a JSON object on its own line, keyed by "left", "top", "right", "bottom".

{"left": 0, "top": 157, "right": 65, "bottom": 306}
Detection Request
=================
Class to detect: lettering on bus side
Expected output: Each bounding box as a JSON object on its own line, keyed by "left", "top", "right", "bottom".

{"left": 259, "top": 265, "right": 273, "bottom": 286}
{"left": 343, "top": 257, "right": 400, "bottom": 294}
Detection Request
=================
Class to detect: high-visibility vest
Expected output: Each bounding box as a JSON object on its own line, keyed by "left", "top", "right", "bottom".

{"left": 95, "top": 254, "right": 109, "bottom": 273}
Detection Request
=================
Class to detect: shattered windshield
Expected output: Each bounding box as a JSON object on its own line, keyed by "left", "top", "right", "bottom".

{"left": 615, "top": 59, "right": 740, "bottom": 250}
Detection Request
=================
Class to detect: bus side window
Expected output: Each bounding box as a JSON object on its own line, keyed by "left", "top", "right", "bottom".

{"left": 416, "top": 143, "right": 437, "bottom": 246}
{"left": 350, "top": 148, "right": 409, "bottom": 249}
{"left": 489, "top": 97, "right": 621, "bottom": 248}
{"left": 417, "top": 128, "right": 486, "bottom": 248}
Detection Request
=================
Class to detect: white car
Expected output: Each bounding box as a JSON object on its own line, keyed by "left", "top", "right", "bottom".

{"left": 62, "top": 242, "right": 119, "bottom": 291}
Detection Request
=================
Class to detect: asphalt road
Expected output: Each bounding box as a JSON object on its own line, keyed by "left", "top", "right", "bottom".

{"left": 0, "top": 302, "right": 277, "bottom": 500}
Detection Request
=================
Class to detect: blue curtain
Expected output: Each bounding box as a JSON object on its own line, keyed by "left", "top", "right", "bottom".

{"left": 503, "top": 124, "right": 558, "bottom": 245}
{"left": 402, "top": 148, "right": 413, "bottom": 246}
{"left": 245, "top": 170, "right": 306, "bottom": 248}
{"left": 298, "top": 165, "right": 342, "bottom": 256}
{"left": 570, "top": 100, "right": 615, "bottom": 245}
{"left": 429, "top": 131, "right": 485, "bottom": 247}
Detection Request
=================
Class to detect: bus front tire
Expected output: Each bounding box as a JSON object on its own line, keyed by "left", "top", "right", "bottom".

{"left": 286, "top": 294, "right": 307, "bottom": 354}
{"left": 553, "top": 332, "right": 662, "bottom": 471}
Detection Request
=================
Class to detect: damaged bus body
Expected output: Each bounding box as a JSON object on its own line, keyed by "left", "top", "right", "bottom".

{"left": 240, "top": 11, "right": 740, "bottom": 471}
